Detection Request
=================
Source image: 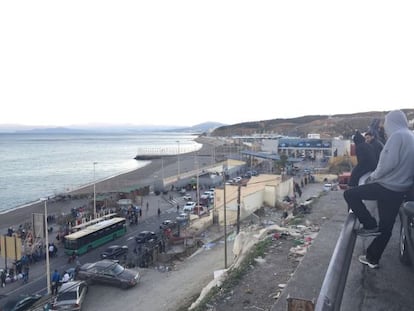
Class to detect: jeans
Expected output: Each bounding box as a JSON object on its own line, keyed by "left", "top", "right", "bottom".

{"left": 344, "top": 183, "right": 405, "bottom": 263}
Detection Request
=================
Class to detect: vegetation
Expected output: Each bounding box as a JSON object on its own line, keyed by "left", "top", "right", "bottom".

{"left": 210, "top": 109, "right": 414, "bottom": 138}
{"left": 180, "top": 238, "right": 273, "bottom": 311}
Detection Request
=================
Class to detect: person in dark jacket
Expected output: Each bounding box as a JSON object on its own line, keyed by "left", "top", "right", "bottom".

{"left": 348, "top": 130, "right": 377, "bottom": 187}
{"left": 364, "top": 131, "right": 383, "bottom": 166}
{"left": 344, "top": 110, "right": 414, "bottom": 269}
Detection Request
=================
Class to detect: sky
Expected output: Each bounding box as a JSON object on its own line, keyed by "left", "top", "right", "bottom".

{"left": 1, "top": 1, "right": 413, "bottom": 127}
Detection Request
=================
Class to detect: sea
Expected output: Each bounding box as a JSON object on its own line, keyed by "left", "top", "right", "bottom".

{"left": 0, "top": 132, "right": 202, "bottom": 214}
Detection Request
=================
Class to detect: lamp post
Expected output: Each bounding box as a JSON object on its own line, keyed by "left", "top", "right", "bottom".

{"left": 161, "top": 148, "right": 165, "bottom": 181}
{"left": 93, "top": 162, "right": 98, "bottom": 219}
{"left": 43, "top": 198, "right": 51, "bottom": 294}
{"left": 223, "top": 165, "right": 228, "bottom": 269}
{"left": 195, "top": 151, "right": 200, "bottom": 215}
{"left": 176, "top": 141, "right": 180, "bottom": 180}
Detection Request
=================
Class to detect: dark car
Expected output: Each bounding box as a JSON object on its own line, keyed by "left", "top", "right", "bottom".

{"left": 399, "top": 201, "right": 414, "bottom": 265}
{"left": 135, "top": 231, "right": 158, "bottom": 244}
{"left": 76, "top": 259, "right": 140, "bottom": 289}
{"left": 100, "top": 245, "right": 129, "bottom": 259}
{"left": 2, "top": 294, "right": 43, "bottom": 311}
{"left": 160, "top": 219, "right": 178, "bottom": 230}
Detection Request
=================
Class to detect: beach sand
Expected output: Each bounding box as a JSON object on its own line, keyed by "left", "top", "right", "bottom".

{"left": 0, "top": 136, "right": 224, "bottom": 233}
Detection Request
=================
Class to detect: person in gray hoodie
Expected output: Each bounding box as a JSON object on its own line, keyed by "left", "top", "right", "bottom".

{"left": 344, "top": 110, "right": 414, "bottom": 268}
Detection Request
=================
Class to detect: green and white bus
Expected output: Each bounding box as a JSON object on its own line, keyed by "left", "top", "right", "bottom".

{"left": 64, "top": 217, "right": 127, "bottom": 256}
{"left": 70, "top": 213, "right": 119, "bottom": 233}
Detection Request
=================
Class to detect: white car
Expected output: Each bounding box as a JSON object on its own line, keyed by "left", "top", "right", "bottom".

{"left": 182, "top": 201, "right": 196, "bottom": 212}
{"left": 182, "top": 194, "right": 192, "bottom": 200}
{"left": 52, "top": 280, "right": 88, "bottom": 310}
{"left": 176, "top": 212, "right": 190, "bottom": 222}
{"left": 323, "top": 183, "right": 332, "bottom": 191}
{"left": 200, "top": 191, "right": 213, "bottom": 200}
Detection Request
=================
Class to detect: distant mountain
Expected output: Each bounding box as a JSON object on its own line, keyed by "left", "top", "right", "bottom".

{"left": 168, "top": 122, "right": 225, "bottom": 134}
{"left": 0, "top": 121, "right": 226, "bottom": 134}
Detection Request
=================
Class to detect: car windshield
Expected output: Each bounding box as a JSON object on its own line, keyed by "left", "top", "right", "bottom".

{"left": 57, "top": 291, "right": 77, "bottom": 301}
{"left": 112, "top": 264, "right": 125, "bottom": 275}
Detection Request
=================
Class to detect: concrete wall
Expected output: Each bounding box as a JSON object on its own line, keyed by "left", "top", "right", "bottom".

{"left": 212, "top": 174, "right": 293, "bottom": 226}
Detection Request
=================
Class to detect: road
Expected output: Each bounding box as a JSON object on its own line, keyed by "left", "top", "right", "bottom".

{"left": 0, "top": 191, "right": 196, "bottom": 309}
{"left": 81, "top": 233, "right": 233, "bottom": 311}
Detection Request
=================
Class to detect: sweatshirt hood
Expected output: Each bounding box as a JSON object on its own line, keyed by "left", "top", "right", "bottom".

{"left": 384, "top": 110, "right": 409, "bottom": 137}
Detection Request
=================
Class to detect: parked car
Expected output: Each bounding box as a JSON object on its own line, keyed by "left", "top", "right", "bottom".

{"left": 160, "top": 219, "right": 178, "bottom": 230}
{"left": 399, "top": 201, "right": 414, "bottom": 266}
{"left": 200, "top": 191, "right": 214, "bottom": 200}
{"left": 193, "top": 205, "right": 208, "bottom": 216}
{"left": 100, "top": 245, "right": 129, "bottom": 259}
{"left": 182, "top": 201, "right": 196, "bottom": 212}
{"left": 2, "top": 294, "right": 43, "bottom": 311}
{"left": 176, "top": 212, "right": 190, "bottom": 223}
{"left": 135, "top": 231, "right": 158, "bottom": 244}
{"left": 51, "top": 280, "right": 88, "bottom": 311}
{"left": 76, "top": 259, "right": 140, "bottom": 289}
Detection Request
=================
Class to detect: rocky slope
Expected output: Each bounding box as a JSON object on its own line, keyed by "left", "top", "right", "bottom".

{"left": 210, "top": 109, "right": 414, "bottom": 138}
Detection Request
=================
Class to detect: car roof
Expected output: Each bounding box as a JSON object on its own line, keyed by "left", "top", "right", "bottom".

{"left": 59, "top": 280, "right": 84, "bottom": 291}
{"left": 139, "top": 230, "right": 154, "bottom": 235}
{"left": 3, "top": 294, "right": 42, "bottom": 308}
{"left": 106, "top": 245, "right": 122, "bottom": 249}
{"left": 82, "top": 260, "right": 118, "bottom": 269}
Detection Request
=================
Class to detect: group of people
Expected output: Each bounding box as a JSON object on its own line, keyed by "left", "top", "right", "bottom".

{"left": 344, "top": 110, "right": 414, "bottom": 269}
{"left": 0, "top": 263, "right": 30, "bottom": 286}
{"left": 51, "top": 269, "right": 72, "bottom": 295}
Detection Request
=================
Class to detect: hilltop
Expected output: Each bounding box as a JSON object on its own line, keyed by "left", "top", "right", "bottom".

{"left": 210, "top": 109, "right": 414, "bottom": 139}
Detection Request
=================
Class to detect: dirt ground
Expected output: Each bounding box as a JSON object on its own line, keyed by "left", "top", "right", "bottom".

{"left": 187, "top": 207, "right": 321, "bottom": 311}
{"left": 80, "top": 201, "right": 322, "bottom": 311}
{"left": 201, "top": 235, "right": 301, "bottom": 311}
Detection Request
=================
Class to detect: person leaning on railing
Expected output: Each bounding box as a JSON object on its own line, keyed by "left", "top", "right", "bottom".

{"left": 343, "top": 110, "right": 414, "bottom": 269}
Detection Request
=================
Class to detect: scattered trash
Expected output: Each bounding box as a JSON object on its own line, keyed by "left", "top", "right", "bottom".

{"left": 254, "top": 256, "right": 266, "bottom": 264}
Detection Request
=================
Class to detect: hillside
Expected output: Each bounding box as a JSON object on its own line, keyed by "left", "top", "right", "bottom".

{"left": 210, "top": 109, "right": 414, "bottom": 139}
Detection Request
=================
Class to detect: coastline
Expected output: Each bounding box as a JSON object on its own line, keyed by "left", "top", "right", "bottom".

{"left": 0, "top": 136, "right": 222, "bottom": 233}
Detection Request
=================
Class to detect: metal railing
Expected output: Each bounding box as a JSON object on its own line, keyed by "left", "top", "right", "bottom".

{"left": 314, "top": 211, "right": 358, "bottom": 311}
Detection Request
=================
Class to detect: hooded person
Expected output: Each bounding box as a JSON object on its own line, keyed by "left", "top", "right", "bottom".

{"left": 348, "top": 130, "right": 377, "bottom": 187}
{"left": 343, "top": 110, "right": 414, "bottom": 269}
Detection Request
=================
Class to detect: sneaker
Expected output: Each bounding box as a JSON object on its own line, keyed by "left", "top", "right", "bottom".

{"left": 356, "top": 226, "right": 380, "bottom": 237}
{"left": 358, "top": 255, "right": 379, "bottom": 269}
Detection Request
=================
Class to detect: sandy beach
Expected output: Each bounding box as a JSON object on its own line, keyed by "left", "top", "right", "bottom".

{"left": 0, "top": 136, "right": 224, "bottom": 234}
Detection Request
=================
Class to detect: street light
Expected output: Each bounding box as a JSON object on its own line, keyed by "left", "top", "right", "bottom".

{"left": 93, "top": 162, "right": 98, "bottom": 219}
{"left": 42, "top": 198, "right": 51, "bottom": 294}
{"left": 223, "top": 165, "right": 228, "bottom": 269}
{"left": 195, "top": 151, "right": 200, "bottom": 215}
{"left": 176, "top": 141, "right": 180, "bottom": 179}
{"left": 161, "top": 148, "right": 165, "bottom": 181}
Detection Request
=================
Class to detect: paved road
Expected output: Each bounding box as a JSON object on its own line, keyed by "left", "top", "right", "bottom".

{"left": 0, "top": 190, "right": 196, "bottom": 308}
{"left": 81, "top": 228, "right": 234, "bottom": 311}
